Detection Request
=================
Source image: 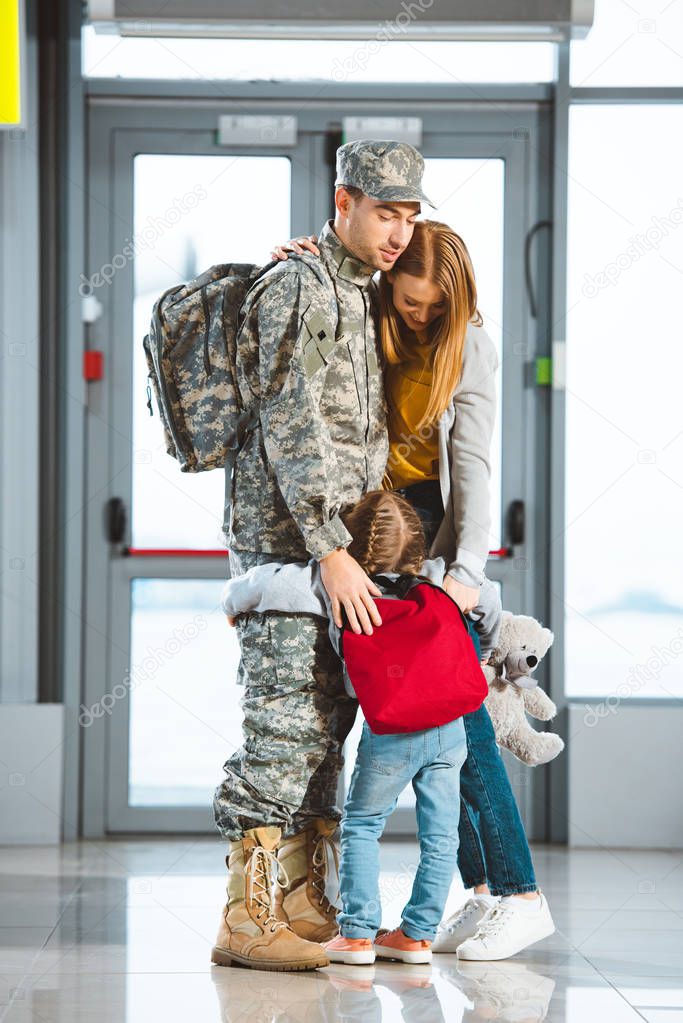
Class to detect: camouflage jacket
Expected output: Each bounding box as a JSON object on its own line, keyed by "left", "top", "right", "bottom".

{"left": 223, "top": 219, "right": 389, "bottom": 561}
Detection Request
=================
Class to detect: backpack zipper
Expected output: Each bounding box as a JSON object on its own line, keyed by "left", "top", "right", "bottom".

{"left": 151, "top": 303, "right": 185, "bottom": 461}
{"left": 200, "top": 287, "right": 212, "bottom": 377}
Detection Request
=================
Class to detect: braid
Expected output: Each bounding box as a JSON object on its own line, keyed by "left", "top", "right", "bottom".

{"left": 401, "top": 513, "right": 427, "bottom": 575}
{"left": 340, "top": 490, "right": 427, "bottom": 576}
{"left": 363, "top": 512, "right": 383, "bottom": 575}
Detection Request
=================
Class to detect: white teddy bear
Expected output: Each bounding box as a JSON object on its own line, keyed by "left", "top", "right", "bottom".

{"left": 483, "top": 611, "right": 565, "bottom": 766}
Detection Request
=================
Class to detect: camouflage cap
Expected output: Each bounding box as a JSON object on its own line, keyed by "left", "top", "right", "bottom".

{"left": 335, "top": 139, "right": 436, "bottom": 209}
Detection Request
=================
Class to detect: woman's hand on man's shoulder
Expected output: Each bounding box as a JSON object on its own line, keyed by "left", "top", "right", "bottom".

{"left": 271, "top": 234, "right": 320, "bottom": 262}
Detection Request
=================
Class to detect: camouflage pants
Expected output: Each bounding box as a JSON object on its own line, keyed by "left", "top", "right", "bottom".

{"left": 213, "top": 549, "right": 359, "bottom": 841}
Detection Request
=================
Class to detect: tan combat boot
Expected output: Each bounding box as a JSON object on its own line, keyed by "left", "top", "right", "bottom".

{"left": 276, "top": 818, "right": 341, "bottom": 943}
{"left": 211, "top": 825, "right": 330, "bottom": 972}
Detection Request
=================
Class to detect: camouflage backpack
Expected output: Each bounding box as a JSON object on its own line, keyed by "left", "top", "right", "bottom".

{"left": 145, "top": 255, "right": 335, "bottom": 478}
{"left": 143, "top": 261, "right": 265, "bottom": 474}
{"left": 143, "top": 255, "right": 327, "bottom": 475}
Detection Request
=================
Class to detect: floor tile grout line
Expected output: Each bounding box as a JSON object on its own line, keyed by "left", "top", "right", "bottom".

{"left": 552, "top": 926, "right": 652, "bottom": 1020}
{"left": 16, "top": 890, "right": 132, "bottom": 995}
{"left": 579, "top": 957, "right": 652, "bottom": 1022}
{"left": 0, "top": 878, "right": 86, "bottom": 1021}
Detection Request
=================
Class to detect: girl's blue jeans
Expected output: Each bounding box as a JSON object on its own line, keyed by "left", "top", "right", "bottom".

{"left": 399, "top": 484, "right": 537, "bottom": 896}
{"left": 337, "top": 717, "right": 468, "bottom": 941}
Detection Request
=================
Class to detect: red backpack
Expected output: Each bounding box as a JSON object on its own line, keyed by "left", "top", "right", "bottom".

{"left": 341, "top": 574, "right": 487, "bottom": 735}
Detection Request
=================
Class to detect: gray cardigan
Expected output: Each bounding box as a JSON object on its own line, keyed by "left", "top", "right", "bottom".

{"left": 220, "top": 555, "right": 502, "bottom": 663}
{"left": 429, "top": 321, "right": 499, "bottom": 590}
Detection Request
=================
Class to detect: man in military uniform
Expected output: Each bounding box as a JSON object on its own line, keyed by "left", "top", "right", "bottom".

{"left": 211, "top": 140, "right": 436, "bottom": 971}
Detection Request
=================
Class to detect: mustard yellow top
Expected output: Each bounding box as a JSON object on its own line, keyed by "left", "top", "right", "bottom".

{"left": 383, "top": 337, "right": 440, "bottom": 490}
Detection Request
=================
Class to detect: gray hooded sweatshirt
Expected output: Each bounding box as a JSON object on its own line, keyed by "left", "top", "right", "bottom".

{"left": 220, "top": 556, "right": 502, "bottom": 698}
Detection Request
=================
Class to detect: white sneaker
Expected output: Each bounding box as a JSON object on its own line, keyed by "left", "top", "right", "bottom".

{"left": 455, "top": 961, "right": 556, "bottom": 1020}
{"left": 456, "top": 892, "right": 555, "bottom": 961}
{"left": 432, "top": 896, "right": 499, "bottom": 953}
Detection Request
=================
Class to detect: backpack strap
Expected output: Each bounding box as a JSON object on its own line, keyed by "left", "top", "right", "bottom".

{"left": 371, "top": 573, "right": 422, "bottom": 599}
{"left": 227, "top": 252, "right": 338, "bottom": 477}
{"left": 370, "top": 572, "right": 472, "bottom": 633}
{"left": 224, "top": 404, "right": 260, "bottom": 485}
{"left": 228, "top": 251, "right": 335, "bottom": 435}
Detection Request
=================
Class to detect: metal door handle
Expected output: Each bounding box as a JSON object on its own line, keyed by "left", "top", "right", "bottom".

{"left": 105, "top": 497, "right": 127, "bottom": 544}
{"left": 506, "top": 499, "right": 525, "bottom": 546}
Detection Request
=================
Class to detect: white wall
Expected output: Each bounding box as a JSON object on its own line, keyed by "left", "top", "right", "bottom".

{"left": 0, "top": 9, "right": 40, "bottom": 704}
{"left": 569, "top": 703, "right": 683, "bottom": 849}
{"left": 0, "top": 705, "right": 64, "bottom": 843}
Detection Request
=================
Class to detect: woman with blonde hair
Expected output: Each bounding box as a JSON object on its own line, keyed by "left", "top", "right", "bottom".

{"left": 269, "top": 217, "right": 555, "bottom": 961}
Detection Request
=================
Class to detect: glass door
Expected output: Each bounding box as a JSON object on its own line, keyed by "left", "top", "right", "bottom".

{"left": 83, "top": 103, "right": 323, "bottom": 831}
{"left": 125, "top": 154, "right": 292, "bottom": 814}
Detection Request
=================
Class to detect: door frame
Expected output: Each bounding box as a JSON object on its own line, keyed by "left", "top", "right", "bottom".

{"left": 81, "top": 80, "right": 555, "bottom": 838}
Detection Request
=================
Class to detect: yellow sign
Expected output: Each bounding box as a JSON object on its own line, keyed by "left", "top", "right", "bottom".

{"left": 0, "top": 0, "right": 22, "bottom": 127}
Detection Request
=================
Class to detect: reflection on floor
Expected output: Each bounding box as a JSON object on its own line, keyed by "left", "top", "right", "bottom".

{"left": 0, "top": 840, "right": 682, "bottom": 1021}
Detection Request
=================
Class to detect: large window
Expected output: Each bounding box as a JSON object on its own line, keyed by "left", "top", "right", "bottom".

{"left": 571, "top": 0, "right": 683, "bottom": 87}
{"left": 82, "top": 26, "right": 555, "bottom": 83}
{"left": 128, "top": 579, "right": 241, "bottom": 807}
{"left": 564, "top": 103, "right": 683, "bottom": 699}
{"left": 132, "top": 153, "right": 291, "bottom": 550}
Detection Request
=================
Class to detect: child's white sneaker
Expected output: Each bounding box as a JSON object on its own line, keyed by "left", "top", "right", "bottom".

{"left": 457, "top": 892, "right": 555, "bottom": 961}
{"left": 432, "top": 895, "right": 499, "bottom": 953}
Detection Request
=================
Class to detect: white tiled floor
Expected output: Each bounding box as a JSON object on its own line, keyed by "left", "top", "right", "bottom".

{"left": 0, "top": 840, "right": 682, "bottom": 1021}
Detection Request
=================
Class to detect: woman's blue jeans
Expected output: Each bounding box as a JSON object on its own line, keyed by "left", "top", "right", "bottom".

{"left": 458, "top": 705, "right": 537, "bottom": 894}
{"left": 399, "top": 483, "right": 537, "bottom": 896}
{"left": 337, "top": 717, "right": 468, "bottom": 941}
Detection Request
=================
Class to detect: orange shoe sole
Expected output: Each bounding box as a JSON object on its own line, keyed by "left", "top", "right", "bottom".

{"left": 373, "top": 941, "right": 432, "bottom": 965}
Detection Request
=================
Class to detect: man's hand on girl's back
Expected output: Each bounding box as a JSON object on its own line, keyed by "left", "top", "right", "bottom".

{"left": 319, "top": 547, "right": 383, "bottom": 635}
